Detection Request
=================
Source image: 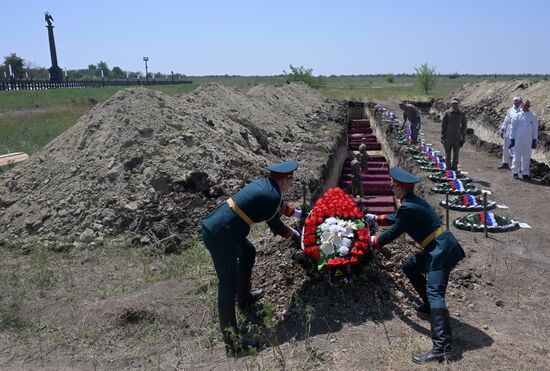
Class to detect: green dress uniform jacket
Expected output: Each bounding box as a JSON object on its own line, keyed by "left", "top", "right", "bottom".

{"left": 376, "top": 193, "right": 465, "bottom": 271}
{"left": 201, "top": 177, "right": 294, "bottom": 342}
{"left": 202, "top": 177, "right": 291, "bottom": 240}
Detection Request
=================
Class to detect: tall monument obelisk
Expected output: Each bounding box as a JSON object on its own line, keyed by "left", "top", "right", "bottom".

{"left": 45, "top": 12, "right": 63, "bottom": 82}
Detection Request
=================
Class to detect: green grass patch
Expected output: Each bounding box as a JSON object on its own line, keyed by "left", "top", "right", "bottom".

{"left": 141, "top": 240, "right": 214, "bottom": 284}
{"left": 0, "top": 105, "right": 88, "bottom": 154}
{"left": 0, "top": 84, "right": 198, "bottom": 111}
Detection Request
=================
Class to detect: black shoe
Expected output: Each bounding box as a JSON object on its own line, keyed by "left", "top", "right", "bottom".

{"left": 498, "top": 163, "right": 509, "bottom": 169}
{"left": 513, "top": 174, "right": 519, "bottom": 179}
{"left": 412, "top": 347, "right": 450, "bottom": 363}
{"left": 237, "top": 289, "right": 264, "bottom": 310}
{"left": 411, "top": 300, "right": 430, "bottom": 314}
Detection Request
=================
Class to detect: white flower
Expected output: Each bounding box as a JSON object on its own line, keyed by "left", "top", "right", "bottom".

{"left": 342, "top": 238, "right": 352, "bottom": 248}
{"left": 320, "top": 241, "right": 334, "bottom": 256}
{"left": 317, "top": 216, "right": 359, "bottom": 258}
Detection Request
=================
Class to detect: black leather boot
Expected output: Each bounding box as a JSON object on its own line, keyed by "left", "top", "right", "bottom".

{"left": 412, "top": 308, "right": 452, "bottom": 363}
{"left": 224, "top": 331, "right": 263, "bottom": 356}
{"left": 408, "top": 279, "right": 430, "bottom": 315}
{"left": 237, "top": 289, "right": 264, "bottom": 310}
{"left": 219, "top": 302, "right": 262, "bottom": 356}
{"left": 411, "top": 299, "right": 430, "bottom": 315}
{"left": 237, "top": 264, "right": 264, "bottom": 310}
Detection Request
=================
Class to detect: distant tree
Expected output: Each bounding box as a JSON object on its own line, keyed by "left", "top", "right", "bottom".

{"left": 96, "top": 61, "right": 110, "bottom": 77}
{"left": 385, "top": 73, "right": 395, "bottom": 83}
{"left": 111, "top": 66, "right": 124, "bottom": 79}
{"left": 284, "top": 65, "right": 325, "bottom": 89}
{"left": 4, "top": 53, "right": 25, "bottom": 78}
{"left": 448, "top": 72, "right": 460, "bottom": 79}
{"left": 414, "top": 63, "right": 438, "bottom": 94}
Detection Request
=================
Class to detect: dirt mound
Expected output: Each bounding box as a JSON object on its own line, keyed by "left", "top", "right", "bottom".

{"left": 0, "top": 83, "right": 346, "bottom": 250}
{"left": 432, "top": 79, "right": 550, "bottom": 168}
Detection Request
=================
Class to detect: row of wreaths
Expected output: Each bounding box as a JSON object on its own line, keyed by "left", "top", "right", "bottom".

{"left": 373, "top": 106, "right": 519, "bottom": 233}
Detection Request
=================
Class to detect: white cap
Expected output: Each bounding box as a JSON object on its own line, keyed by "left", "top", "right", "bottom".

{"left": 513, "top": 96, "right": 522, "bottom": 101}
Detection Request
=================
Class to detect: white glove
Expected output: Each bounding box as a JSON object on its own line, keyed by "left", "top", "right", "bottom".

{"left": 369, "top": 235, "right": 378, "bottom": 249}
{"left": 364, "top": 213, "right": 377, "bottom": 222}
{"left": 292, "top": 209, "right": 302, "bottom": 219}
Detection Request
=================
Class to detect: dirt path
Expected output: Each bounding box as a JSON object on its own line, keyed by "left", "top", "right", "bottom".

{"left": 377, "top": 101, "right": 550, "bottom": 367}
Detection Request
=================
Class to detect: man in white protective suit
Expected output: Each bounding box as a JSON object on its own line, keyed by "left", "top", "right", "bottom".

{"left": 509, "top": 100, "right": 539, "bottom": 180}
{"left": 498, "top": 96, "right": 522, "bottom": 169}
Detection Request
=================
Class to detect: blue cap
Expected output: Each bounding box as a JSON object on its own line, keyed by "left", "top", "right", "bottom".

{"left": 267, "top": 160, "right": 299, "bottom": 178}
{"left": 390, "top": 166, "right": 420, "bottom": 187}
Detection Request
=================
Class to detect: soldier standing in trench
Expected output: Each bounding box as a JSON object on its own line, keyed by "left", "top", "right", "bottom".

{"left": 358, "top": 137, "right": 369, "bottom": 173}
{"left": 201, "top": 160, "right": 302, "bottom": 355}
{"left": 441, "top": 98, "right": 467, "bottom": 171}
{"left": 351, "top": 152, "right": 364, "bottom": 198}
{"left": 399, "top": 102, "right": 422, "bottom": 144}
{"left": 364, "top": 167, "right": 465, "bottom": 363}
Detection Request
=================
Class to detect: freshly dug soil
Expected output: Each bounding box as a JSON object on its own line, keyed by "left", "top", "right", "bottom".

{"left": 0, "top": 83, "right": 347, "bottom": 251}
{"left": 432, "top": 79, "right": 550, "bottom": 172}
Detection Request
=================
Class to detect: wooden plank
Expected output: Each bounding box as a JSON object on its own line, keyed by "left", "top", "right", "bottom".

{"left": 0, "top": 152, "right": 29, "bottom": 167}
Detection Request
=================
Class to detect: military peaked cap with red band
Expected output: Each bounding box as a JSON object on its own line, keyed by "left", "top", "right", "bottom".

{"left": 390, "top": 166, "right": 421, "bottom": 188}
{"left": 267, "top": 159, "right": 299, "bottom": 179}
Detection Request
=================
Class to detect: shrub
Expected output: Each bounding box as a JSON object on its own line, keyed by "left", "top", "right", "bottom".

{"left": 284, "top": 65, "right": 325, "bottom": 89}
{"left": 414, "top": 63, "right": 438, "bottom": 94}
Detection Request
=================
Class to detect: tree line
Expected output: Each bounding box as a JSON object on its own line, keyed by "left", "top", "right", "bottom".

{"left": 1, "top": 53, "right": 187, "bottom": 80}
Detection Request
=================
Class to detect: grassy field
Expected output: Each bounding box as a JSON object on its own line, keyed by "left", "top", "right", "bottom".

{"left": 0, "top": 84, "right": 198, "bottom": 156}
{"left": 0, "top": 75, "right": 541, "bottom": 155}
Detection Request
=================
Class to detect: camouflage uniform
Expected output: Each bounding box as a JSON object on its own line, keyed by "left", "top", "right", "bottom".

{"left": 351, "top": 157, "right": 363, "bottom": 197}
{"left": 441, "top": 108, "right": 467, "bottom": 170}
{"left": 358, "top": 143, "right": 369, "bottom": 173}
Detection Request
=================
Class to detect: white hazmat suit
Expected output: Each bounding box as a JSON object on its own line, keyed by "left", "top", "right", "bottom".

{"left": 510, "top": 110, "right": 538, "bottom": 176}
{"left": 500, "top": 105, "right": 522, "bottom": 165}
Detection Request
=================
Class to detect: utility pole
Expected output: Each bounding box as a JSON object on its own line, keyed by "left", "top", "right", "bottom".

{"left": 143, "top": 57, "right": 149, "bottom": 83}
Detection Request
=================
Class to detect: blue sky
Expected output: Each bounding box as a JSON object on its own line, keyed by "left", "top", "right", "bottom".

{"left": 1, "top": 0, "right": 549, "bottom": 75}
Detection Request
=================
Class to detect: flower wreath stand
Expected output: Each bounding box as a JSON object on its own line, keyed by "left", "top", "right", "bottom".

{"left": 431, "top": 180, "right": 480, "bottom": 195}
{"left": 453, "top": 211, "right": 520, "bottom": 232}
{"left": 301, "top": 187, "right": 371, "bottom": 281}
{"left": 440, "top": 194, "right": 496, "bottom": 211}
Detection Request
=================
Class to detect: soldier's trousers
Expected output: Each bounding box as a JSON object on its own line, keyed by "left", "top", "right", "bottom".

{"left": 202, "top": 228, "right": 256, "bottom": 330}
{"left": 402, "top": 252, "right": 453, "bottom": 310}
{"left": 444, "top": 140, "right": 461, "bottom": 170}
{"left": 352, "top": 178, "right": 363, "bottom": 197}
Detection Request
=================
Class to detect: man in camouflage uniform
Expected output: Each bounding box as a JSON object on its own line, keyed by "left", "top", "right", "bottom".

{"left": 441, "top": 98, "right": 467, "bottom": 171}
{"left": 351, "top": 152, "right": 363, "bottom": 198}
{"left": 400, "top": 102, "right": 422, "bottom": 144}
{"left": 358, "top": 137, "right": 369, "bottom": 173}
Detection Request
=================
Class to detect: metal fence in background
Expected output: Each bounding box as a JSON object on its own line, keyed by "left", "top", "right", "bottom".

{"left": 1, "top": 78, "right": 193, "bottom": 91}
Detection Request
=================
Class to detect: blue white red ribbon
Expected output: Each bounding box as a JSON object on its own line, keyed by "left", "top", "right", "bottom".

{"left": 445, "top": 170, "right": 456, "bottom": 179}
{"left": 480, "top": 211, "right": 496, "bottom": 226}
{"left": 451, "top": 180, "right": 464, "bottom": 191}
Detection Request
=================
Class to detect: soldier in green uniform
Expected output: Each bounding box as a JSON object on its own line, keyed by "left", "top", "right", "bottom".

{"left": 358, "top": 137, "right": 369, "bottom": 173}
{"left": 201, "top": 160, "right": 302, "bottom": 355}
{"left": 365, "top": 167, "right": 465, "bottom": 363}
{"left": 350, "top": 152, "right": 363, "bottom": 198}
